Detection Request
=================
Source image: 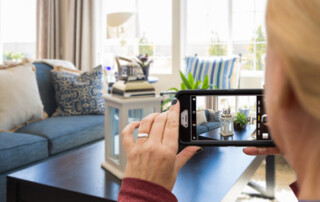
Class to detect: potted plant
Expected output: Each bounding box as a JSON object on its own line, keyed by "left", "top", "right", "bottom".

{"left": 161, "top": 71, "right": 213, "bottom": 111}
{"left": 234, "top": 112, "right": 248, "bottom": 131}
{"left": 135, "top": 54, "right": 153, "bottom": 80}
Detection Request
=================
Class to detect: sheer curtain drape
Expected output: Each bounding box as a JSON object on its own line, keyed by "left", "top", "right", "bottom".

{"left": 36, "top": 0, "right": 98, "bottom": 71}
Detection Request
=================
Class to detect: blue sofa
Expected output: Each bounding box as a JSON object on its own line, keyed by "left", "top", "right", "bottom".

{"left": 0, "top": 62, "right": 104, "bottom": 201}
{"left": 196, "top": 110, "right": 220, "bottom": 136}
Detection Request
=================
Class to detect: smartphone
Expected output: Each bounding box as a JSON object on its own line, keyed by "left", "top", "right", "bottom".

{"left": 177, "top": 89, "right": 275, "bottom": 147}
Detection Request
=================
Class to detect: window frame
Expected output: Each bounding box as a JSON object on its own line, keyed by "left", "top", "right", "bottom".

{"left": 183, "top": 0, "right": 267, "bottom": 73}
{"left": 97, "top": 0, "right": 266, "bottom": 76}
{"left": 0, "top": 0, "right": 37, "bottom": 64}
{"left": 0, "top": 0, "right": 3, "bottom": 64}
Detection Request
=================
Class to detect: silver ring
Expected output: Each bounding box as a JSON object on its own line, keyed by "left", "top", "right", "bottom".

{"left": 137, "top": 133, "right": 149, "bottom": 138}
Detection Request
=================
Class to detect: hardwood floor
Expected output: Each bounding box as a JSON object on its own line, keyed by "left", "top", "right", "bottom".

{"left": 236, "top": 155, "right": 297, "bottom": 202}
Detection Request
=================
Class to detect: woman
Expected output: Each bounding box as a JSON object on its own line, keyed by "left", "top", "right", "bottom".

{"left": 118, "top": 0, "right": 320, "bottom": 201}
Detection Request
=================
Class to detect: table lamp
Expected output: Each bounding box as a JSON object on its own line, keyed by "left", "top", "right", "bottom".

{"left": 107, "top": 12, "right": 135, "bottom": 46}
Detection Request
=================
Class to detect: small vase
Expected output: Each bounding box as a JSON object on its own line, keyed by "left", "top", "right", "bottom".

{"left": 142, "top": 65, "right": 150, "bottom": 80}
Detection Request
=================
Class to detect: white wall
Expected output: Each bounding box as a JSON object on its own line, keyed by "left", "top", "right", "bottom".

{"left": 151, "top": 0, "right": 184, "bottom": 95}
{"left": 152, "top": 72, "right": 181, "bottom": 94}
{"left": 239, "top": 71, "right": 264, "bottom": 89}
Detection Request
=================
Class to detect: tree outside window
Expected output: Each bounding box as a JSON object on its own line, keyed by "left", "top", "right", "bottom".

{"left": 247, "top": 25, "right": 266, "bottom": 70}
{"left": 208, "top": 31, "right": 227, "bottom": 56}
{"left": 139, "top": 32, "right": 154, "bottom": 56}
{"left": 187, "top": 0, "right": 267, "bottom": 71}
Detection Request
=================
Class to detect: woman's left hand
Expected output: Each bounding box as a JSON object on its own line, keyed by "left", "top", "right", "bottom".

{"left": 121, "top": 99, "right": 201, "bottom": 191}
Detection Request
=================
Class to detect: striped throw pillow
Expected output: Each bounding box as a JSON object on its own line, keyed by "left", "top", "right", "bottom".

{"left": 185, "top": 56, "right": 238, "bottom": 89}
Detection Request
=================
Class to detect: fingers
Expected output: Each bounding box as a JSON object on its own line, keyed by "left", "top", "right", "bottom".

{"left": 137, "top": 113, "right": 159, "bottom": 144}
{"left": 243, "top": 147, "right": 281, "bottom": 155}
{"left": 149, "top": 111, "right": 168, "bottom": 143}
{"left": 162, "top": 100, "right": 180, "bottom": 150}
{"left": 175, "top": 146, "right": 201, "bottom": 171}
{"left": 121, "top": 121, "right": 140, "bottom": 151}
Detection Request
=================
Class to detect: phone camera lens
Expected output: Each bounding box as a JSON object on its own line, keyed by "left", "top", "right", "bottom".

{"left": 261, "top": 114, "right": 268, "bottom": 124}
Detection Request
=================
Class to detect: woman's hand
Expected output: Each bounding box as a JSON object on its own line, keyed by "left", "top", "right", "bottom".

{"left": 121, "top": 99, "right": 201, "bottom": 191}
{"left": 243, "top": 147, "right": 281, "bottom": 155}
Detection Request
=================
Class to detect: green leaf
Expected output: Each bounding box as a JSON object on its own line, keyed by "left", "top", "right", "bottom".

{"left": 188, "top": 73, "right": 194, "bottom": 87}
{"left": 181, "top": 83, "right": 186, "bottom": 90}
{"left": 201, "top": 75, "right": 209, "bottom": 89}
{"left": 193, "top": 80, "right": 201, "bottom": 89}
{"left": 161, "top": 97, "right": 173, "bottom": 108}
{"left": 202, "top": 84, "right": 209, "bottom": 90}
{"left": 180, "top": 71, "right": 192, "bottom": 89}
{"left": 234, "top": 112, "right": 248, "bottom": 126}
{"left": 214, "top": 85, "right": 218, "bottom": 89}
{"left": 167, "top": 87, "right": 178, "bottom": 92}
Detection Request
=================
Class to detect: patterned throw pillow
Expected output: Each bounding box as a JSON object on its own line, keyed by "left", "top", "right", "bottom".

{"left": 207, "top": 110, "right": 221, "bottom": 122}
{"left": 51, "top": 65, "right": 105, "bottom": 116}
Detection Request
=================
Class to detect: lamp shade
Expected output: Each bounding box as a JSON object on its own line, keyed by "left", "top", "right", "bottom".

{"left": 107, "top": 12, "right": 134, "bottom": 27}
{"left": 106, "top": 12, "right": 136, "bottom": 39}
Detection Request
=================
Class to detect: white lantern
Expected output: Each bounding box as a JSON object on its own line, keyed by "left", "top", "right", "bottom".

{"left": 220, "top": 115, "right": 234, "bottom": 136}
{"left": 101, "top": 94, "right": 163, "bottom": 179}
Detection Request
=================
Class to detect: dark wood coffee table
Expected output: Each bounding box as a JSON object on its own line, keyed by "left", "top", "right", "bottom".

{"left": 199, "top": 124, "right": 256, "bottom": 141}
{"left": 7, "top": 140, "right": 266, "bottom": 202}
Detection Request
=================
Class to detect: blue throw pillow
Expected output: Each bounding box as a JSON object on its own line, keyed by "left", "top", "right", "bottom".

{"left": 51, "top": 65, "right": 105, "bottom": 116}
{"left": 208, "top": 110, "right": 221, "bottom": 122}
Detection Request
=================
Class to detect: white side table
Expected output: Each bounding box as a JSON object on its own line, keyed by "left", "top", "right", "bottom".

{"left": 101, "top": 95, "right": 164, "bottom": 179}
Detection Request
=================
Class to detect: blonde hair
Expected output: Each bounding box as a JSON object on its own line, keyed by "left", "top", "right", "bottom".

{"left": 267, "top": 0, "right": 320, "bottom": 121}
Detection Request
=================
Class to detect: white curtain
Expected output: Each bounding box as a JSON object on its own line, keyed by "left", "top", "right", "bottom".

{"left": 36, "top": 0, "right": 99, "bottom": 71}
{"left": 205, "top": 97, "right": 218, "bottom": 111}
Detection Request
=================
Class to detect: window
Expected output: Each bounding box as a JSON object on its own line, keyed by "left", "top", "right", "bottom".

{"left": 97, "top": 0, "right": 267, "bottom": 76}
{"left": 100, "top": 0, "right": 172, "bottom": 74}
{"left": 0, "top": 0, "right": 36, "bottom": 64}
{"left": 186, "top": 0, "right": 267, "bottom": 71}
{"left": 186, "top": 0, "right": 229, "bottom": 57}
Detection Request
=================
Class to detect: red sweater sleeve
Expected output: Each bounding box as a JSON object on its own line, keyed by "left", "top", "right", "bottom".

{"left": 289, "top": 181, "right": 299, "bottom": 198}
{"left": 118, "top": 177, "right": 178, "bottom": 202}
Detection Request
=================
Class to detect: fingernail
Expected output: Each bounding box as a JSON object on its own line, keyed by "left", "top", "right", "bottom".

{"left": 196, "top": 147, "right": 203, "bottom": 154}
{"left": 171, "top": 98, "right": 177, "bottom": 105}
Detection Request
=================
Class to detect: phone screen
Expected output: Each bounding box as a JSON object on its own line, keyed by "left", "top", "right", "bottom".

{"left": 189, "top": 95, "right": 270, "bottom": 142}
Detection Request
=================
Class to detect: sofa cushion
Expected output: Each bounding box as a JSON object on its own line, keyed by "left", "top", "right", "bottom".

{"left": 207, "top": 122, "right": 221, "bottom": 131}
{"left": 51, "top": 66, "right": 105, "bottom": 116}
{"left": 185, "top": 56, "right": 238, "bottom": 89}
{"left": 207, "top": 110, "right": 221, "bottom": 122}
{"left": 0, "top": 62, "right": 44, "bottom": 131}
{"left": 33, "top": 62, "right": 57, "bottom": 117}
{"left": 185, "top": 56, "right": 200, "bottom": 77}
{"left": 196, "top": 125, "right": 208, "bottom": 135}
{"left": 16, "top": 115, "right": 104, "bottom": 155}
{"left": 0, "top": 132, "right": 48, "bottom": 173}
{"left": 196, "top": 110, "right": 207, "bottom": 125}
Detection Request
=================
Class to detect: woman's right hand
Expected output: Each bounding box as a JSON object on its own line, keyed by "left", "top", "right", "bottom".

{"left": 243, "top": 147, "right": 281, "bottom": 155}
{"left": 121, "top": 100, "right": 200, "bottom": 191}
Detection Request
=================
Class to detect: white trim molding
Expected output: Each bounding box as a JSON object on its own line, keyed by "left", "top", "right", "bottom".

{"left": 0, "top": 0, "right": 3, "bottom": 64}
